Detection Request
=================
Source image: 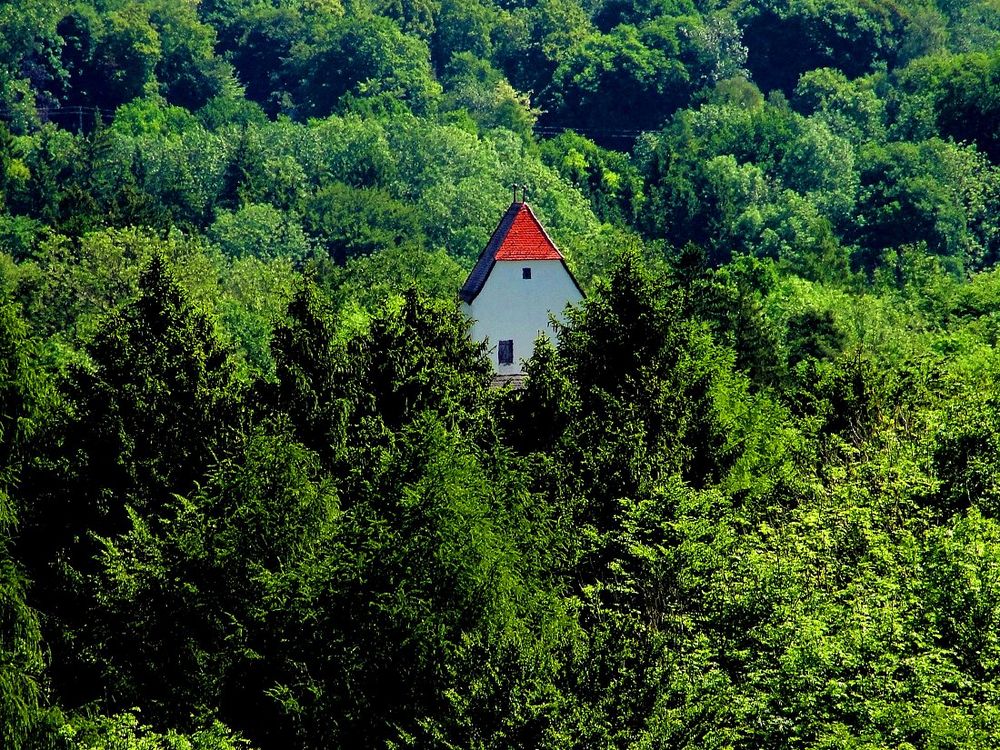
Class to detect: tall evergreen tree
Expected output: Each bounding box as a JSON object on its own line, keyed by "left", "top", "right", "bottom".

{"left": 16, "top": 256, "right": 243, "bottom": 709}
{"left": 0, "top": 302, "right": 46, "bottom": 750}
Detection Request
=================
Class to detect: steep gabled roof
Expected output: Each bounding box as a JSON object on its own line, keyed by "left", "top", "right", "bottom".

{"left": 460, "top": 201, "right": 581, "bottom": 303}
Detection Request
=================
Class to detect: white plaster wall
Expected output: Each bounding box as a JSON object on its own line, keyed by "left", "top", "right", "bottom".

{"left": 462, "top": 259, "right": 583, "bottom": 374}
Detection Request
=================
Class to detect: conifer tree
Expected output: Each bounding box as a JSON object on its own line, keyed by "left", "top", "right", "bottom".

{"left": 270, "top": 280, "right": 351, "bottom": 469}
{"left": 0, "top": 302, "right": 46, "bottom": 750}
{"left": 16, "top": 256, "right": 243, "bottom": 709}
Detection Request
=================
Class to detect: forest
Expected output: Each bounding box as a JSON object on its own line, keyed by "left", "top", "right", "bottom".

{"left": 2, "top": 0, "right": 1000, "bottom": 747}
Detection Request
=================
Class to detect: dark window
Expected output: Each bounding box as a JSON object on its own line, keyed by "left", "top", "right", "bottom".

{"left": 522, "top": 267, "right": 531, "bottom": 279}
{"left": 498, "top": 339, "right": 513, "bottom": 365}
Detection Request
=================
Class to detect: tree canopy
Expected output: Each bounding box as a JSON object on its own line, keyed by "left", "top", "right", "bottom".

{"left": 4, "top": 0, "right": 1000, "bottom": 746}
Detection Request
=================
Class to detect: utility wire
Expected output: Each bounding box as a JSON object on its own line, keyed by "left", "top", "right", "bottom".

{"left": 0, "top": 105, "right": 656, "bottom": 141}
{"left": 533, "top": 124, "right": 652, "bottom": 141}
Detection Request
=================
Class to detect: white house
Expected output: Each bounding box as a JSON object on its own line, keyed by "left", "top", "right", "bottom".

{"left": 460, "top": 199, "right": 584, "bottom": 377}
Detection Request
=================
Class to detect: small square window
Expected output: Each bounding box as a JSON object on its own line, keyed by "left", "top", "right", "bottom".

{"left": 522, "top": 267, "right": 532, "bottom": 279}
{"left": 498, "top": 339, "right": 514, "bottom": 365}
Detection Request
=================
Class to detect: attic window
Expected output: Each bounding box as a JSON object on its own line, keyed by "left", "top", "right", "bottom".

{"left": 522, "top": 267, "right": 532, "bottom": 279}
{"left": 498, "top": 339, "right": 513, "bottom": 365}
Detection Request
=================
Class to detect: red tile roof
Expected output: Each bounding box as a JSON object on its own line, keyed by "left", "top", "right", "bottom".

{"left": 461, "top": 201, "right": 579, "bottom": 303}
{"left": 495, "top": 203, "right": 564, "bottom": 260}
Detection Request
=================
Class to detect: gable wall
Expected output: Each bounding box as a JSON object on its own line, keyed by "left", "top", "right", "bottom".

{"left": 462, "top": 259, "right": 583, "bottom": 374}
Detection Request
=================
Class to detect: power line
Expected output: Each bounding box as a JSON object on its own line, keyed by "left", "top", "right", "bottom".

{"left": 533, "top": 123, "right": 654, "bottom": 141}
{"left": 0, "top": 105, "right": 117, "bottom": 129}
{"left": 0, "top": 105, "right": 655, "bottom": 141}
{"left": 0, "top": 106, "right": 117, "bottom": 116}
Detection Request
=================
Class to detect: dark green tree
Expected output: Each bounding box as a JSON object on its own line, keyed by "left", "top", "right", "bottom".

{"left": 303, "top": 183, "right": 424, "bottom": 265}
{"left": 16, "top": 256, "right": 242, "bottom": 709}
{"left": 289, "top": 16, "right": 441, "bottom": 118}
{"left": 270, "top": 280, "right": 351, "bottom": 470}
{"left": 0, "top": 301, "right": 47, "bottom": 750}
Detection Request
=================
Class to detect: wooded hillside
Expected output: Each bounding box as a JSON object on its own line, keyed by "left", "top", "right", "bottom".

{"left": 2, "top": 0, "right": 1000, "bottom": 747}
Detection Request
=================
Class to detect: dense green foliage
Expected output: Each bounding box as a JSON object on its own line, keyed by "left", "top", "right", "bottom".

{"left": 3, "top": 0, "right": 1000, "bottom": 747}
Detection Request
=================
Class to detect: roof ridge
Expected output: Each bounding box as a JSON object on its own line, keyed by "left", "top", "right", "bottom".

{"left": 502, "top": 203, "right": 563, "bottom": 259}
